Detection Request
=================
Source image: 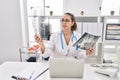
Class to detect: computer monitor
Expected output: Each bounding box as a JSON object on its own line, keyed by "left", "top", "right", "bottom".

{"left": 105, "top": 24, "right": 120, "bottom": 40}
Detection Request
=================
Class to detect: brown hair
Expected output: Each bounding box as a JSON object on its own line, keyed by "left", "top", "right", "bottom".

{"left": 64, "top": 13, "right": 77, "bottom": 31}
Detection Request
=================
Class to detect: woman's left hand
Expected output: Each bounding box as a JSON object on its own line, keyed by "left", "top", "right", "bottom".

{"left": 86, "top": 48, "right": 93, "bottom": 55}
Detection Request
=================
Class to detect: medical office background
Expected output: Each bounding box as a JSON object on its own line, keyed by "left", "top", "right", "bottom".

{"left": 0, "top": 0, "right": 120, "bottom": 64}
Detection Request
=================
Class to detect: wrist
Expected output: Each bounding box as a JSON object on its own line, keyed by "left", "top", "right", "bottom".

{"left": 41, "top": 46, "right": 45, "bottom": 54}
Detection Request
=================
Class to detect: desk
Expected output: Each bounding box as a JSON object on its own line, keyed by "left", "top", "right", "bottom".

{"left": 0, "top": 62, "right": 118, "bottom": 80}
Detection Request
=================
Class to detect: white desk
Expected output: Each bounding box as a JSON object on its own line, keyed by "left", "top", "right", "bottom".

{"left": 0, "top": 61, "right": 118, "bottom": 80}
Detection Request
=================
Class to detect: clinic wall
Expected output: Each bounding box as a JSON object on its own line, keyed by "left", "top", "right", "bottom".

{"left": 0, "top": 0, "right": 23, "bottom": 64}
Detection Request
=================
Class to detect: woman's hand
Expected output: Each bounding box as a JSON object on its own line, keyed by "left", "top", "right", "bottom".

{"left": 34, "top": 34, "right": 45, "bottom": 54}
{"left": 86, "top": 48, "right": 93, "bottom": 55}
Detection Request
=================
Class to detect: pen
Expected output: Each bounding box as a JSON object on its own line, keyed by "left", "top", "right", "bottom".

{"left": 33, "top": 67, "right": 49, "bottom": 80}
{"left": 12, "top": 75, "right": 29, "bottom": 80}
{"left": 11, "top": 75, "right": 17, "bottom": 79}
{"left": 29, "top": 70, "right": 35, "bottom": 80}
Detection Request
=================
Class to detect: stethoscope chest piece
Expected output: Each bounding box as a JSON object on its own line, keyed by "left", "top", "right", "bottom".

{"left": 61, "top": 49, "right": 68, "bottom": 56}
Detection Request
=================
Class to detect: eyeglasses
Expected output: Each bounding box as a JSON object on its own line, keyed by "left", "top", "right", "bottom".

{"left": 60, "top": 19, "right": 71, "bottom": 23}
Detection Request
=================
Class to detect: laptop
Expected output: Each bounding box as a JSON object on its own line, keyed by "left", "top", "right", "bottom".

{"left": 49, "top": 58, "right": 85, "bottom": 78}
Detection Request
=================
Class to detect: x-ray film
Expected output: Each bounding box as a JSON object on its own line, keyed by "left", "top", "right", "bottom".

{"left": 73, "top": 32, "right": 100, "bottom": 50}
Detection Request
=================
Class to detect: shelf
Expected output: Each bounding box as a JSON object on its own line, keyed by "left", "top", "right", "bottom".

{"left": 28, "top": 15, "right": 105, "bottom": 22}
{"left": 28, "top": 15, "right": 61, "bottom": 19}
{"left": 106, "top": 34, "right": 120, "bottom": 35}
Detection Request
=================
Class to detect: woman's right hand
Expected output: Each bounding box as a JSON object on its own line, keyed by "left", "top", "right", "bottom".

{"left": 34, "top": 34, "right": 45, "bottom": 54}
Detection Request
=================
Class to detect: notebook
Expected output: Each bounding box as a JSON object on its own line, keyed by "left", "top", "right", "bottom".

{"left": 49, "top": 58, "right": 85, "bottom": 78}
{"left": 13, "top": 64, "right": 49, "bottom": 80}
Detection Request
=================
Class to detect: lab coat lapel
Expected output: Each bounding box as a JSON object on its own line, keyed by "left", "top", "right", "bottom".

{"left": 62, "top": 33, "right": 67, "bottom": 47}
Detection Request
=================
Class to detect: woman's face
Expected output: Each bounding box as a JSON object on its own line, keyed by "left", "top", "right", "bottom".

{"left": 61, "top": 14, "right": 74, "bottom": 31}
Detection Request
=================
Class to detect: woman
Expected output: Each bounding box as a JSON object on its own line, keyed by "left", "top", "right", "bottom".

{"left": 35, "top": 13, "right": 93, "bottom": 59}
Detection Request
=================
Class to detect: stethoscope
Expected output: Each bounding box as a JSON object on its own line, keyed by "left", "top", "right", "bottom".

{"left": 60, "top": 31, "right": 79, "bottom": 58}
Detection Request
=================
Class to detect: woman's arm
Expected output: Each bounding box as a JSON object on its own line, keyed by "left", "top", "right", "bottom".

{"left": 34, "top": 34, "right": 45, "bottom": 54}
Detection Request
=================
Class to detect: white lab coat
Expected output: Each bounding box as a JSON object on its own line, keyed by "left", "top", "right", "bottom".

{"left": 42, "top": 31, "right": 87, "bottom": 59}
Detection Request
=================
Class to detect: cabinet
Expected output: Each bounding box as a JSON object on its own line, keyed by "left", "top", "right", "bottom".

{"left": 63, "top": 0, "right": 101, "bottom": 16}
{"left": 76, "top": 16, "right": 104, "bottom": 41}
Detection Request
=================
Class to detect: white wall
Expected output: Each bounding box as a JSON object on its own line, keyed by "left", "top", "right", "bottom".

{"left": 0, "top": 0, "right": 23, "bottom": 64}
{"left": 63, "top": 0, "right": 102, "bottom": 16}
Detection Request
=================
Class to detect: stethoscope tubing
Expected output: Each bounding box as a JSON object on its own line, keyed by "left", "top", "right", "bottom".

{"left": 60, "top": 31, "right": 78, "bottom": 57}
